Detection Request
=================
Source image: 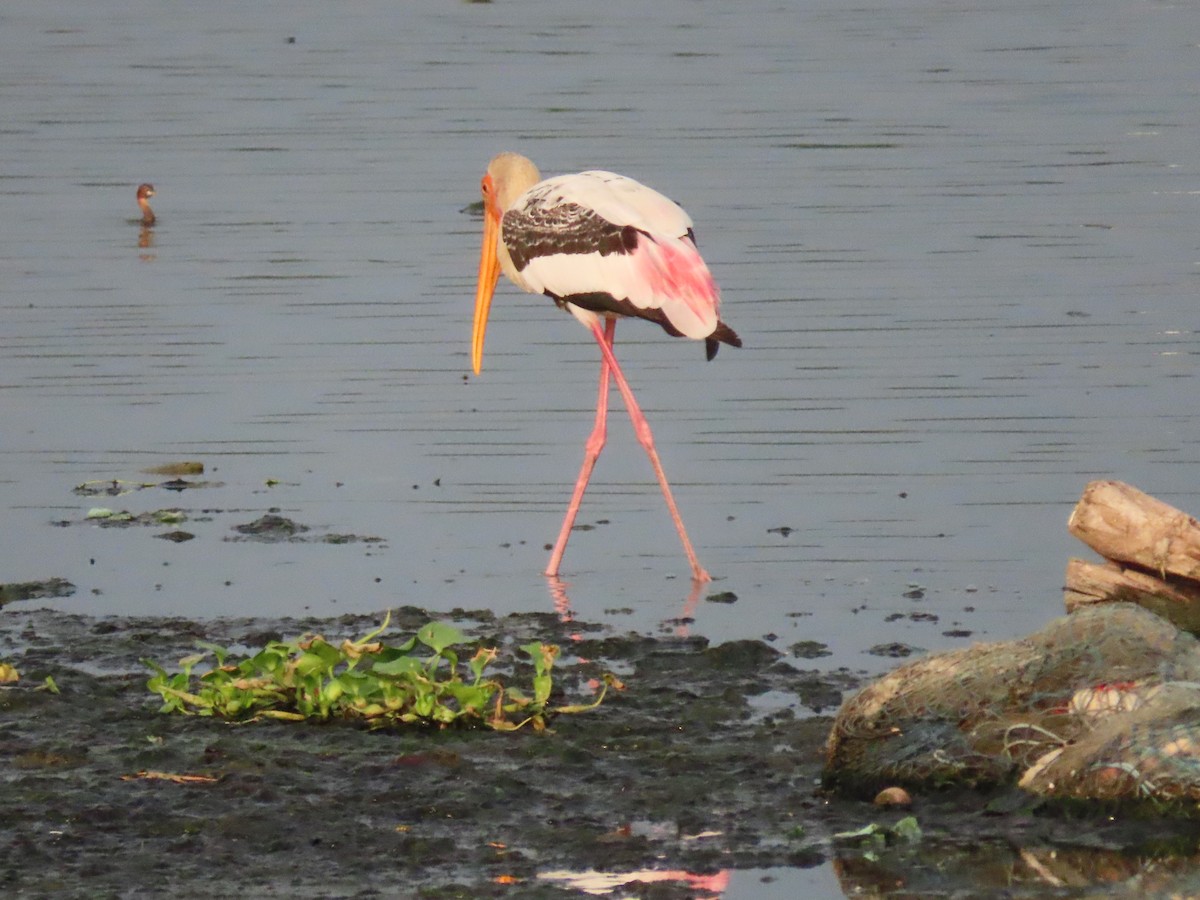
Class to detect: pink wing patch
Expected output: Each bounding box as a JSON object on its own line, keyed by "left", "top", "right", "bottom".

{"left": 630, "top": 235, "right": 720, "bottom": 339}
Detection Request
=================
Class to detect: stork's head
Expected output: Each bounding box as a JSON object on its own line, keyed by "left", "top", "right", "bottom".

{"left": 472, "top": 152, "right": 541, "bottom": 374}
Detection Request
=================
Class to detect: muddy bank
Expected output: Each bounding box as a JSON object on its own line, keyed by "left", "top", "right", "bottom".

{"left": 4, "top": 607, "right": 1200, "bottom": 898}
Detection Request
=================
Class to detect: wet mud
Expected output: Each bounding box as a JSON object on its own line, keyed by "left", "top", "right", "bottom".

{"left": 53, "top": 503, "right": 385, "bottom": 547}
{"left": 5, "top": 606, "right": 1200, "bottom": 898}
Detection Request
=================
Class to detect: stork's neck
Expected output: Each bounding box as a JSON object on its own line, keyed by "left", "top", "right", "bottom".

{"left": 485, "top": 152, "right": 542, "bottom": 287}
{"left": 495, "top": 229, "right": 522, "bottom": 286}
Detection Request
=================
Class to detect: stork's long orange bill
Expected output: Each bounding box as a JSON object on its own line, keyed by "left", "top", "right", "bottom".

{"left": 472, "top": 207, "right": 501, "bottom": 375}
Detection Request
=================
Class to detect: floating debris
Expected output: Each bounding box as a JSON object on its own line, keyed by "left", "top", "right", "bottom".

{"left": 705, "top": 590, "right": 739, "bottom": 604}
{"left": 868, "top": 642, "right": 919, "bottom": 658}
{"left": 231, "top": 514, "right": 308, "bottom": 540}
{"left": 74, "top": 476, "right": 218, "bottom": 497}
{"left": 74, "top": 480, "right": 151, "bottom": 498}
{"left": 81, "top": 509, "right": 188, "bottom": 529}
{"left": 227, "top": 514, "right": 383, "bottom": 545}
{"left": 142, "top": 462, "right": 205, "bottom": 476}
{"left": 155, "top": 531, "right": 195, "bottom": 543}
{"left": 790, "top": 640, "right": 833, "bottom": 659}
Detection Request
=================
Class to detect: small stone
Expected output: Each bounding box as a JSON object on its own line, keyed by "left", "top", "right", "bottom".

{"left": 874, "top": 786, "right": 912, "bottom": 807}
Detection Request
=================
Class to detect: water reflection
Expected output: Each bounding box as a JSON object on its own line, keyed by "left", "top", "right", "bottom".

{"left": 834, "top": 840, "right": 1200, "bottom": 898}
{"left": 547, "top": 573, "right": 704, "bottom": 636}
{"left": 538, "top": 866, "right": 730, "bottom": 897}
{"left": 533, "top": 840, "right": 1200, "bottom": 897}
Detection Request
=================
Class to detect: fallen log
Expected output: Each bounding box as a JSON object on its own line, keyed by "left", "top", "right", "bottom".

{"left": 1067, "top": 480, "right": 1200, "bottom": 582}
{"left": 1064, "top": 557, "right": 1200, "bottom": 634}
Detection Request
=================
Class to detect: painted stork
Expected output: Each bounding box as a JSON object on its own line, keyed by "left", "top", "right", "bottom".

{"left": 471, "top": 152, "right": 741, "bottom": 582}
{"left": 470, "top": 153, "right": 739, "bottom": 585}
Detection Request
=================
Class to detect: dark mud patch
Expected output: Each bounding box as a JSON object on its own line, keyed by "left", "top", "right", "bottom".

{"left": 228, "top": 513, "right": 385, "bottom": 545}
{"left": 231, "top": 512, "right": 310, "bottom": 540}
{"left": 4, "top": 609, "right": 1200, "bottom": 897}
{"left": 59, "top": 473, "right": 383, "bottom": 548}
{"left": 0, "top": 578, "right": 75, "bottom": 608}
{"left": 57, "top": 508, "right": 194, "bottom": 530}
{"left": 53, "top": 507, "right": 384, "bottom": 547}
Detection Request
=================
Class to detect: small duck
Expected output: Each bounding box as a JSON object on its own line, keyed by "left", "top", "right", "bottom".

{"left": 136, "top": 183, "right": 156, "bottom": 226}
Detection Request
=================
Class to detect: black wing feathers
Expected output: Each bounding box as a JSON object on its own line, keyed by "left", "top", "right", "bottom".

{"left": 504, "top": 204, "right": 643, "bottom": 272}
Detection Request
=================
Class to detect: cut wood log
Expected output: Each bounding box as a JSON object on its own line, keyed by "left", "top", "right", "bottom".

{"left": 1067, "top": 480, "right": 1200, "bottom": 582}
{"left": 1064, "top": 557, "right": 1200, "bottom": 634}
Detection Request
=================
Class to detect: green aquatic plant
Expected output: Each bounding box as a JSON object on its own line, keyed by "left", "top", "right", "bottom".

{"left": 143, "top": 612, "right": 613, "bottom": 732}
{"left": 833, "top": 815, "right": 923, "bottom": 853}
{"left": 0, "top": 663, "right": 59, "bottom": 694}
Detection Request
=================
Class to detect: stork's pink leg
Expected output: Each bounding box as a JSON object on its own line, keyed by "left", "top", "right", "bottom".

{"left": 544, "top": 318, "right": 616, "bottom": 577}
{"left": 588, "top": 321, "right": 712, "bottom": 583}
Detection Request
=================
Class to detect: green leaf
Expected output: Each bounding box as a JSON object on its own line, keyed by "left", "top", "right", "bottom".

{"left": 532, "top": 672, "right": 552, "bottom": 707}
{"left": 504, "top": 686, "right": 531, "bottom": 706}
{"left": 295, "top": 645, "right": 338, "bottom": 676}
{"left": 833, "top": 823, "right": 881, "bottom": 840}
{"left": 521, "top": 642, "right": 559, "bottom": 679}
{"left": 445, "top": 682, "right": 494, "bottom": 714}
{"left": 413, "top": 691, "right": 436, "bottom": 718}
{"left": 372, "top": 656, "right": 426, "bottom": 677}
{"left": 467, "top": 647, "right": 497, "bottom": 682}
{"left": 193, "top": 641, "right": 229, "bottom": 666}
{"left": 356, "top": 609, "right": 393, "bottom": 644}
{"left": 390, "top": 635, "right": 419, "bottom": 655}
{"left": 248, "top": 646, "right": 288, "bottom": 677}
{"left": 178, "top": 652, "right": 207, "bottom": 674}
{"left": 321, "top": 680, "right": 346, "bottom": 706}
{"left": 417, "top": 622, "right": 467, "bottom": 654}
{"left": 891, "top": 816, "right": 922, "bottom": 842}
{"left": 437, "top": 648, "right": 459, "bottom": 674}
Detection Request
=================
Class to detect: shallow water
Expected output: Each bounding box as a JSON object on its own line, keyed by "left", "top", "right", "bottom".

{"left": 4, "top": 0, "right": 1198, "bottom": 664}
{"left": 2, "top": 1, "right": 1198, "bottom": 891}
